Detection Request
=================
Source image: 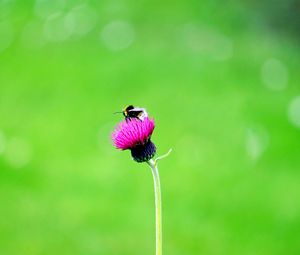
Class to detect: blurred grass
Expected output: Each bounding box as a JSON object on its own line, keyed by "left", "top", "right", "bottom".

{"left": 1, "top": 0, "right": 300, "bottom": 255}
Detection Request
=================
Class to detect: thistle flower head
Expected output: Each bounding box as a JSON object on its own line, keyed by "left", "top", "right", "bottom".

{"left": 111, "top": 117, "right": 156, "bottom": 162}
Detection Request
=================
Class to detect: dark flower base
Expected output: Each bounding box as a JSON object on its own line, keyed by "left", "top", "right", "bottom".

{"left": 131, "top": 140, "right": 156, "bottom": 163}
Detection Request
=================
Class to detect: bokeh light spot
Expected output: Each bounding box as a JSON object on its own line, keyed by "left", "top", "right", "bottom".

{"left": 4, "top": 137, "right": 32, "bottom": 168}
{"left": 246, "top": 125, "right": 269, "bottom": 162}
{"left": 261, "top": 58, "right": 288, "bottom": 91}
{"left": 181, "top": 24, "right": 233, "bottom": 61}
{"left": 34, "top": 0, "right": 65, "bottom": 19}
{"left": 288, "top": 95, "right": 300, "bottom": 129}
{"left": 101, "top": 20, "right": 135, "bottom": 51}
{"left": 64, "top": 4, "right": 98, "bottom": 37}
{"left": 0, "top": 20, "right": 14, "bottom": 53}
{"left": 43, "top": 12, "right": 73, "bottom": 42}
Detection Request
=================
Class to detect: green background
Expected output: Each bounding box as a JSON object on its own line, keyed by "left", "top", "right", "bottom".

{"left": 1, "top": 0, "right": 300, "bottom": 254}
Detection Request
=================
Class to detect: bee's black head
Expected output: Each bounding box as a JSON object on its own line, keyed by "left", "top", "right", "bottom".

{"left": 123, "top": 105, "right": 134, "bottom": 117}
{"left": 125, "top": 105, "right": 134, "bottom": 111}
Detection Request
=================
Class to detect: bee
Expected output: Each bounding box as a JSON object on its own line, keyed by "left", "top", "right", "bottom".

{"left": 115, "top": 105, "right": 148, "bottom": 121}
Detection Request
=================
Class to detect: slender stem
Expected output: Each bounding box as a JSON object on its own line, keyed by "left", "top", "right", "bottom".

{"left": 155, "top": 149, "right": 172, "bottom": 163}
{"left": 147, "top": 159, "right": 162, "bottom": 255}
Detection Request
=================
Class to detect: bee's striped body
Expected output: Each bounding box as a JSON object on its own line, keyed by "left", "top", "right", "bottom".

{"left": 123, "top": 105, "right": 148, "bottom": 121}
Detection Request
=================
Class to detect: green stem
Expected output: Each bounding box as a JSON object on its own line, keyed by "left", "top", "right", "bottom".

{"left": 147, "top": 159, "right": 162, "bottom": 255}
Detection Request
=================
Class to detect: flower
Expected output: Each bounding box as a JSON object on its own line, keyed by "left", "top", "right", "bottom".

{"left": 111, "top": 117, "right": 156, "bottom": 162}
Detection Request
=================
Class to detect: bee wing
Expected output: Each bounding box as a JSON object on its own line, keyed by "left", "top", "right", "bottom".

{"left": 128, "top": 107, "right": 148, "bottom": 120}
{"left": 127, "top": 107, "right": 144, "bottom": 112}
{"left": 138, "top": 109, "right": 148, "bottom": 120}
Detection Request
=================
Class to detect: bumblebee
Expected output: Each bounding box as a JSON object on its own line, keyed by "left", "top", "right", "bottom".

{"left": 118, "top": 105, "right": 148, "bottom": 121}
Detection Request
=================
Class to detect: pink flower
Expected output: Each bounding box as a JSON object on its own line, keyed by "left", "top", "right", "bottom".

{"left": 112, "top": 117, "right": 156, "bottom": 162}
